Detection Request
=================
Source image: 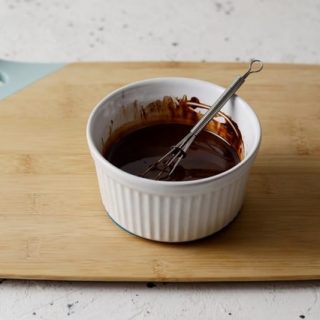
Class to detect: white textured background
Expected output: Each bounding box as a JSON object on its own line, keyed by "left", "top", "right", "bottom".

{"left": 1, "top": 0, "right": 320, "bottom": 319}
{"left": 1, "top": 0, "right": 319, "bottom": 63}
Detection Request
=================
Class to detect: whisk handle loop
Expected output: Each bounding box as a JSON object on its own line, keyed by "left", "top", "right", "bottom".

{"left": 190, "top": 59, "right": 263, "bottom": 136}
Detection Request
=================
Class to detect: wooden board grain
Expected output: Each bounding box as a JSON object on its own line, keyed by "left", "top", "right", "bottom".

{"left": 0, "top": 62, "right": 319, "bottom": 281}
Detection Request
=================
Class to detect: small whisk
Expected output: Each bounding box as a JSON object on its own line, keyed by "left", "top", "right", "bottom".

{"left": 142, "top": 59, "right": 263, "bottom": 180}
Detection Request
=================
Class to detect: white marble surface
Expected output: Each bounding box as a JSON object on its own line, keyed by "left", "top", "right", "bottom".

{"left": 0, "top": 281, "right": 319, "bottom": 320}
{"left": 1, "top": 0, "right": 320, "bottom": 319}
{"left": 0, "top": 0, "right": 319, "bottom": 63}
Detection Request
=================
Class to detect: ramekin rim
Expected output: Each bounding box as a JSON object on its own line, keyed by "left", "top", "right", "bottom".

{"left": 86, "top": 77, "right": 262, "bottom": 187}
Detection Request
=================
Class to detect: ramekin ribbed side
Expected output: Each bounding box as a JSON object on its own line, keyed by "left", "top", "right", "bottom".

{"left": 94, "top": 158, "right": 252, "bottom": 242}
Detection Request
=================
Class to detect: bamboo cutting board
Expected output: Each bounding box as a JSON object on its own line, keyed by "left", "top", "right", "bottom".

{"left": 0, "top": 62, "right": 319, "bottom": 282}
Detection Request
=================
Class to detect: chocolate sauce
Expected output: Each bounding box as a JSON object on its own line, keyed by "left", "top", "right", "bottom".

{"left": 103, "top": 123, "right": 240, "bottom": 181}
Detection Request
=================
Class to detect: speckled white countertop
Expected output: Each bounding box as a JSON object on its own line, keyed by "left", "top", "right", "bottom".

{"left": 1, "top": 0, "right": 319, "bottom": 64}
{"left": 0, "top": 0, "right": 320, "bottom": 319}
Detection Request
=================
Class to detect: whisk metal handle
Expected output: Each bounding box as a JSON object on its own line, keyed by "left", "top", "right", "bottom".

{"left": 190, "top": 59, "right": 263, "bottom": 136}
{"left": 142, "top": 59, "right": 263, "bottom": 180}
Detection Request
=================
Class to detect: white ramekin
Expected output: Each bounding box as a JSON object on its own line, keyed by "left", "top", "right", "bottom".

{"left": 87, "top": 77, "right": 261, "bottom": 242}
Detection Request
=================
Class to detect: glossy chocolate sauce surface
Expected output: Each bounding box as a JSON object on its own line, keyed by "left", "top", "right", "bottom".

{"left": 102, "top": 96, "right": 243, "bottom": 181}
{"left": 103, "top": 123, "right": 240, "bottom": 181}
